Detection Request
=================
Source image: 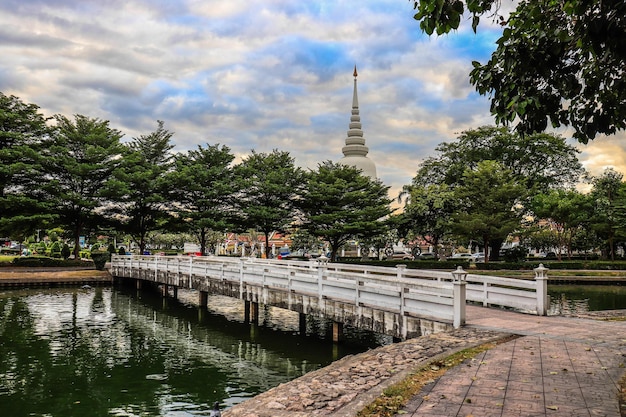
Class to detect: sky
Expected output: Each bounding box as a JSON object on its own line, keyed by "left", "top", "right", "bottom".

{"left": 1, "top": 0, "right": 624, "bottom": 201}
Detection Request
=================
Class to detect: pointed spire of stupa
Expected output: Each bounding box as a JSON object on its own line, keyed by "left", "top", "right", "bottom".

{"left": 340, "top": 65, "right": 377, "bottom": 178}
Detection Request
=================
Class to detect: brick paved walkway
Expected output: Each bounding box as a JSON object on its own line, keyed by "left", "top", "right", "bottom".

{"left": 401, "top": 306, "right": 626, "bottom": 417}
{"left": 221, "top": 305, "right": 625, "bottom": 417}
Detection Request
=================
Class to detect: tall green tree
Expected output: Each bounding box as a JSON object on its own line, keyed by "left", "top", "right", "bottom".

{"left": 589, "top": 168, "right": 624, "bottom": 260}
{"left": 298, "top": 161, "right": 393, "bottom": 262}
{"left": 39, "top": 114, "right": 124, "bottom": 257}
{"left": 399, "top": 182, "right": 456, "bottom": 259}
{"left": 530, "top": 189, "right": 593, "bottom": 260}
{"left": 168, "top": 144, "right": 235, "bottom": 255}
{"left": 452, "top": 160, "right": 526, "bottom": 262}
{"left": 403, "top": 126, "right": 583, "bottom": 259}
{"left": 106, "top": 121, "right": 174, "bottom": 254}
{"left": 412, "top": 0, "right": 626, "bottom": 143}
{"left": 0, "top": 93, "right": 53, "bottom": 240}
{"left": 416, "top": 126, "right": 583, "bottom": 192}
{"left": 232, "top": 150, "right": 305, "bottom": 259}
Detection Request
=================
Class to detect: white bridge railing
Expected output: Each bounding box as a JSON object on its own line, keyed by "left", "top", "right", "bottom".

{"left": 110, "top": 255, "right": 549, "bottom": 329}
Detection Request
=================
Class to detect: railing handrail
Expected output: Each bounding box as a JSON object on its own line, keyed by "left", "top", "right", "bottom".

{"left": 110, "top": 255, "right": 548, "bottom": 317}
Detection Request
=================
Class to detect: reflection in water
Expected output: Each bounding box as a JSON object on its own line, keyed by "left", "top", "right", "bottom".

{"left": 0, "top": 287, "right": 384, "bottom": 417}
{"left": 548, "top": 285, "right": 626, "bottom": 316}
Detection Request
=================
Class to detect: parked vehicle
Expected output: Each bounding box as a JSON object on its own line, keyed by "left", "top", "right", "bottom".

{"left": 388, "top": 250, "right": 414, "bottom": 260}
{"left": 418, "top": 252, "right": 436, "bottom": 260}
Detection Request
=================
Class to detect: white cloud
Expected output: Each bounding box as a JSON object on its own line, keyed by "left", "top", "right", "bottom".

{"left": 2, "top": 0, "right": 625, "bottom": 201}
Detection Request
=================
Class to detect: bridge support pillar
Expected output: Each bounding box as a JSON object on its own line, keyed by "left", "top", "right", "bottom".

{"left": 161, "top": 285, "right": 169, "bottom": 297}
{"left": 136, "top": 279, "right": 142, "bottom": 290}
{"left": 172, "top": 286, "right": 178, "bottom": 299}
{"left": 199, "top": 291, "right": 208, "bottom": 307}
{"left": 332, "top": 321, "right": 343, "bottom": 343}
{"left": 244, "top": 301, "right": 259, "bottom": 324}
{"left": 299, "top": 313, "right": 307, "bottom": 335}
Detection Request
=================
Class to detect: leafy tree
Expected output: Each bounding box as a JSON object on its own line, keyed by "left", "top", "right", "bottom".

{"left": 0, "top": 93, "right": 53, "bottom": 239}
{"left": 530, "top": 189, "right": 593, "bottom": 260}
{"left": 452, "top": 160, "right": 526, "bottom": 262}
{"left": 412, "top": 0, "right": 626, "bottom": 143}
{"left": 589, "top": 168, "right": 624, "bottom": 260}
{"left": 168, "top": 144, "right": 235, "bottom": 255}
{"left": 290, "top": 229, "right": 324, "bottom": 255}
{"left": 404, "top": 126, "right": 583, "bottom": 258}
{"left": 522, "top": 226, "right": 559, "bottom": 255}
{"left": 399, "top": 182, "right": 457, "bottom": 259}
{"left": 298, "top": 161, "right": 393, "bottom": 262}
{"left": 416, "top": 126, "right": 583, "bottom": 192}
{"left": 105, "top": 121, "right": 174, "bottom": 255}
{"left": 233, "top": 150, "right": 305, "bottom": 259}
{"left": 38, "top": 114, "right": 124, "bottom": 258}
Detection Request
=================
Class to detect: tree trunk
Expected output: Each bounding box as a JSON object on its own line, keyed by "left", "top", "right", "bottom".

{"left": 264, "top": 231, "right": 271, "bottom": 259}
{"left": 489, "top": 237, "right": 504, "bottom": 261}
{"left": 199, "top": 228, "right": 207, "bottom": 255}
{"left": 73, "top": 234, "right": 81, "bottom": 258}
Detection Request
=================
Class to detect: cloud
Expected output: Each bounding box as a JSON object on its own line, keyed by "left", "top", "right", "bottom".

{"left": 1, "top": 0, "right": 625, "bottom": 204}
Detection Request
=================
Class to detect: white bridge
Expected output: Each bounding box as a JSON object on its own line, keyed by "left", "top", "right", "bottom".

{"left": 110, "top": 255, "right": 549, "bottom": 340}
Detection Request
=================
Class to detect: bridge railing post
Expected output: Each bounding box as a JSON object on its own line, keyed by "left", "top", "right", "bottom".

{"left": 239, "top": 257, "right": 246, "bottom": 299}
{"left": 316, "top": 258, "right": 327, "bottom": 303}
{"left": 397, "top": 264, "right": 407, "bottom": 338}
{"left": 451, "top": 266, "right": 467, "bottom": 328}
{"left": 534, "top": 263, "right": 549, "bottom": 316}
{"left": 189, "top": 256, "right": 193, "bottom": 288}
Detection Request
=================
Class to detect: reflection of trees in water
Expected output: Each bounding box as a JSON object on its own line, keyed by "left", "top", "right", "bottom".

{"left": 115, "top": 290, "right": 304, "bottom": 391}
{"left": 0, "top": 289, "right": 227, "bottom": 416}
{"left": 0, "top": 286, "right": 386, "bottom": 415}
{"left": 548, "top": 292, "right": 590, "bottom": 316}
{"left": 548, "top": 285, "right": 626, "bottom": 316}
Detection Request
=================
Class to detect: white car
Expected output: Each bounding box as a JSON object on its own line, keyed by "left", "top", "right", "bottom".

{"left": 452, "top": 253, "right": 482, "bottom": 262}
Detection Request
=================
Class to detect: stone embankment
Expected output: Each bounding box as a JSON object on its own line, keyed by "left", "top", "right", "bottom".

{"left": 0, "top": 267, "right": 112, "bottom": 288}
{"left": 222, "top": 328, "right": 507, "bottom": 417}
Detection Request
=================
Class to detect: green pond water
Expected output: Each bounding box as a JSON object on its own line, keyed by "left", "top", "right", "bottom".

{"left": 0, "top": 284, "right": 623, "bottom": 416}
{"left": 548, "top": 284, "right": 626, "bottom": 315}
{"left": 0, "top": 286, "right": 386, "bottom": 417}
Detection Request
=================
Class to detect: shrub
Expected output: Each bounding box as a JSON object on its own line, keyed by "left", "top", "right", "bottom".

{"left": 11, "top": 256, "right": 92, "bottom": 268}
{"left": 107, "top": 243, "right": 116, "bottom": 254}
{"left": 90, "top": 251, "right": 111, "bottom": 270}
{"left": 501, "top": 246, "right": 528, "bottom": 262}
{"left": 61, "top": 244, "right": 71, "bottom": 259}
{"left": 36, "top": 242, "right": 47, "bottom": 255}
{"left": 118, "top": 246, "right": 127, "bottom": 255}
{"left": 50, "top": 241, "right": 61, "bottom": 255}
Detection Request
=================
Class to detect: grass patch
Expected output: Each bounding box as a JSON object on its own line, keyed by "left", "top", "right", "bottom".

{"left": 471, "top": 269, "right": 626, "bottom": 279}
{"left": 356, "top": 342, "right": 498, "bottom": 417}
{"left": 0, "top": 255, "right": 17, "bottom": 263}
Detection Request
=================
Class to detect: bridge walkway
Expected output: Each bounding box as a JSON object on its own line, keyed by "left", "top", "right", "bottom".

{"left": 400, "top": 305, "right": 626, "bottom": 417}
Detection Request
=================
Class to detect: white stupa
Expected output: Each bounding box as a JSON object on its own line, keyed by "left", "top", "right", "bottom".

{"left": 339, "top": 66, "right": 377, "bottom": 179}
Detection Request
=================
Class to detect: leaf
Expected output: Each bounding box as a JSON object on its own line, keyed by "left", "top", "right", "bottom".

{"left": 547, "top": 405, "right": 559, "bottom": 410}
